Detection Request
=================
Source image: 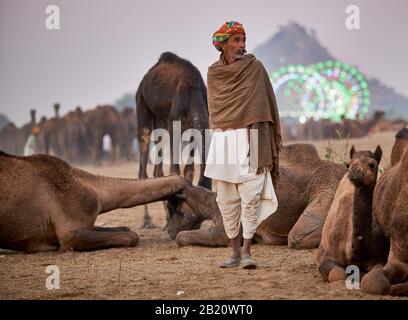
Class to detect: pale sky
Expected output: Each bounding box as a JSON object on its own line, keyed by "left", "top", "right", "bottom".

{"left": 1, "top": 0, "right": 407, "bottom": 126}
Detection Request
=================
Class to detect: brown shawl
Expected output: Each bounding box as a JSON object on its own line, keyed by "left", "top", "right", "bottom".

{"left": 207, "top": 54, "right": 282, "bottom": 185}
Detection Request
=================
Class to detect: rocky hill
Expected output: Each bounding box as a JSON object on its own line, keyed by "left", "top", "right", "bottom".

{"left": 0, "top": 114, "right": 10, "bottom": 130}
{"left": 254, "top": 22, "right": 408, "bottom": 120}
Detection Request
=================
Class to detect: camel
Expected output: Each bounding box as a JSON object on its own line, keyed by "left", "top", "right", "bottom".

{"left": 316, "top": 145, "right": 385, "bottom": 282}
{"left": 38, "top": 103, "right": 66, "bottom": 159}
{"left": 121, "top": 107, "right": 138, "bottom": 160}
{"left": 0, "top": 151, "right": 186, "bottom": 253}
{"left": 0, "top": 109, "right": 37, "bottom": 156}
{"left": 136, "top": 52, "right": 211, "bottom": 228}
{"left": 61, "top": 107, "right": 89, "bottom": 164}
{"left": 0, "top": 122, "right": 23, "bottom": 155}
{"left": 361, "top": 128, "right": 408, "bottom": 296}
{"left": 82, "top": 105, "right": 129, "bottom": 164}
{"left": 37, "top": 104, "right": 128, "bottom": 165}
{"left": 166, "top": 144, "right": 346, "bottom": 248}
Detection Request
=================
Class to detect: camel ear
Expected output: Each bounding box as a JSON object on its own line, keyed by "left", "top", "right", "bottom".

{"left": 374, "top": 145, "right": 383, "bottom": 164}
{"left": 350, "top": 145, "right": 356, "bottom": 159}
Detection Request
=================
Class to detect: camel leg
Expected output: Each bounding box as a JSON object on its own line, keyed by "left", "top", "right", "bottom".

{"left": 288, "top": 208, "right": 325, "bottom": 249}
{"left": 176, "top": 224, "right": 229, "bottom": 247}
{"left": 137, "top": 103, "right": 155, "bottom": 229}
{"left": 253, "top": 233, "right": 288, "bottom": 245}
{"left": 369, "top": 258, "right": 408, "bottom": 296}
{"left": 94, "top": 226, "right": 131, "bottom": 232}
{"left": 198, "top": 163, "right": 212, "bottom": 190}
{"left": 181, "top": 115, "right": 202, "bottom": 185}
{"left": 91, "top": 146, "right": 98, "bottom": 165}
{"left": 142, "top": 205, "right": 156, "bottom": 229}
{"left": 58, "top": 229, "right": 139, "bottom": 252}
{"left": 152, "top": 117, "right": 166, "bottom": 179}
{"left": 319, "top": 258, "right": 347, "bottom": 282}
{"left": 390, "top": 281, "right": 408, "bottom": 296}
{"left": 197, "top": 120, "right": 212, "bottom": 190}
{"left": 362, "top": 253, "right": 408, "bottom": 295}
{"left": 183, "top": 135, "right": 195, "bottom": 184}
{"left": 169, "top": 91, "right": 185, "bottom": 178}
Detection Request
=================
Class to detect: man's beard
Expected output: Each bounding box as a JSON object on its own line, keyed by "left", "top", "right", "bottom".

{"left": 234, "top": 48, "right": 247, "bottom": 59}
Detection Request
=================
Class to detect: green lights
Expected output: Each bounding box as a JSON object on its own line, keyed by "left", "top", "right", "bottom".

{"left": 270, "top": 60, "right": 370, "bottom": 122}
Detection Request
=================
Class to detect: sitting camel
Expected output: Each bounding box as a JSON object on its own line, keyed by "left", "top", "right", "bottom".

{"left": 361, "top": 128, "right": 408, "bottom": 296}
{"left": 166, "top": 144, "right": 346, "bottom": 248}
{"left": 317, "top": 145, "right": 386, "bottom": 282}
{"left": 0, "top": 151, "right": 186, "bottom": 252}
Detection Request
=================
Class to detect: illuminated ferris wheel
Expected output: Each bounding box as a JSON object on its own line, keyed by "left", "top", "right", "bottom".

{"left": 270, "top": 60, "right": 370, "bottom": 122}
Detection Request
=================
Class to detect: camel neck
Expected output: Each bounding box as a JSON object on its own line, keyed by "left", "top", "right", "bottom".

{"left": 203, "top": 194, "right": 218, "bottom": 221}
{"left": 351, "top": 185, "right": 374, "bottom": 265}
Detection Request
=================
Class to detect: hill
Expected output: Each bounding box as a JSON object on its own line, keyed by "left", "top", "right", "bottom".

{"left": 254, "top": 22, "right": 408, "bottom": 120}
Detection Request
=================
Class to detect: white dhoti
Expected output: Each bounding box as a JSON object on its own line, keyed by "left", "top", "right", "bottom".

{"left": 204, "top": 128, "right": 278, "bottom": 240}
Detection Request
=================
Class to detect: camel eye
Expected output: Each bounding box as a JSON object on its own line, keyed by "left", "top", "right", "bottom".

{"left": 346, "top": 163, "right": 350, "bottom": 169}
{"left": 369, "top": 163, "right": 376, "bottom": 169}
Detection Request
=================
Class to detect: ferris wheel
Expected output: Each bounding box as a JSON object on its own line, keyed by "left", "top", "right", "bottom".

{"left": 270, "top": 60, "right": 370, "bottom": 122}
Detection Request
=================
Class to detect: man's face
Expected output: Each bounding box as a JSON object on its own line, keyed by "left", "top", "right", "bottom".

{"left": 221, "top": 33, "right": 246, "bottom": 63}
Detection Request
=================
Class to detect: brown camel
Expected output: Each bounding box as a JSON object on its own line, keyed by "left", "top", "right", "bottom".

{"left": 316, "top": 145, "right": 385, "bottom": 282}
{"left": 121, "top": 107, "right": 138, "bottom": 160}
{"left": 60, "top": 107, "right": 89, "bottom": 164}
{"left": 0, "top": 109, "right": 37, "bottom": 155}
{"left": 166, "top": 144, "right": 346, "bottom": 248}
{"left": 38, "top": 103, "right": 66, "bottom": 158}
{"left": 0, "top": 151, "right": 186, "bottom": 253}
{"left": 0, "top": 122, "right": 24, "bottom": 155}
{"left": 82, "top": 105, "right": 128, "bottom": 164}
{"left": 361, "top": 128, "right": 408, "bottom": 296}
{"left": 136, "top": 52, "right": 211, "bottom": 228}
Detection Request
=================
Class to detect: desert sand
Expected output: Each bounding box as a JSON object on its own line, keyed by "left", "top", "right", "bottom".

{"left": 1, "top": 131, "right": 407, "bottom": 300}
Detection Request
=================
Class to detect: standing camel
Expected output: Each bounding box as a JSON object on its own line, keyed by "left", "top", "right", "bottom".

{"left": 82, "top": 105, "right": 128, "bottom": 164}
{"left": 0, "top": 151, "right": 186, "bottom": 252}
{"left": 136, "top": 52, "right": 211, "bottom": 228}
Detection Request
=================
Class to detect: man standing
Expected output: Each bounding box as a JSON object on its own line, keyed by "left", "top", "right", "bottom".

{"left": 24, "top": 126, "right": 40, "bottom": 156}
{"left": 204, "top": 21, "right": 282, "bottom": 269}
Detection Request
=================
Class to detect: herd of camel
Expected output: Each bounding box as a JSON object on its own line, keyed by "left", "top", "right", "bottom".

{"left": 282, "top": 111, "right": 407, "bottom": 141}
{"left": 1, "top": 52, "right": 407, "bottom": 297}
{"left": 0, "top": 104, "right": 137, "bottom": 164}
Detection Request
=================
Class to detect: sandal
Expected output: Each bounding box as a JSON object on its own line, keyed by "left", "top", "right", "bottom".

{"left": 219, "top": 256, "right": 241, "bottom": 268}
{"left": 241, "top": 255, "right": 257, "bottom": 269}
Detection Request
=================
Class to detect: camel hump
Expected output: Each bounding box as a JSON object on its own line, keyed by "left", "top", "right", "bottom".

{"left": 282, "top": 143, "right": 319, "bottom": 161}
{"left": 157, "top": 52, "right": 200, "bottom": 75}
{"left": 0, "top": 149, "right": 19, "bottom": 159}
{"left": 395, "top": 128, "right": 408, "bottom": 140}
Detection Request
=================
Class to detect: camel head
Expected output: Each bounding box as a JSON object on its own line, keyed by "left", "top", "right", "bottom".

{"left": 347, "top": 145, "right": 382, "bottom": 187}
{"left": 166, "top": 184, "right": 216, "bottom": 239}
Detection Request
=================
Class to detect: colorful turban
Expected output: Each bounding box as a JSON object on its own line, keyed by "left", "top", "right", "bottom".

{"left": 212, "top": 21, "right": 245, "bottom": 51}
{"left": 31, "top": 126, "right": 40, "bottom": 134}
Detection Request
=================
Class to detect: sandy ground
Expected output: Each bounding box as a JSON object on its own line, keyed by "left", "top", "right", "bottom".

{"left": 1, "top": 131, "right": 407, "bottom": 300}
